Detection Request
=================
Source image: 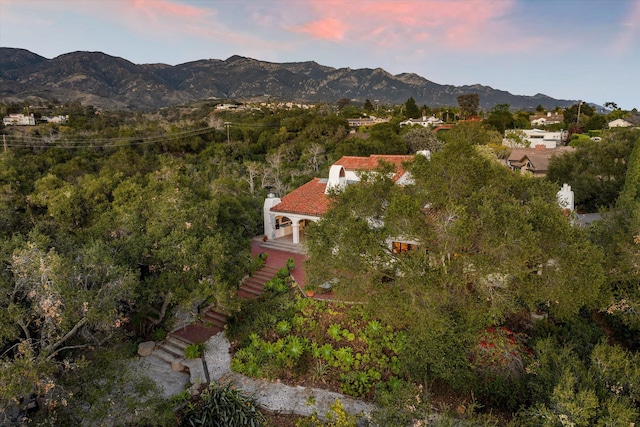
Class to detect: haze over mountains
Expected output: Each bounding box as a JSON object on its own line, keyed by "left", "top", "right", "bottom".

{"left": 0, "top": 48, "right": 579, "bottom": 112}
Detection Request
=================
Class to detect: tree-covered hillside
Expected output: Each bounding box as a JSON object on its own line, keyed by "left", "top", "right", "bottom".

{"left": 1, "top": 101, "right": 639, "bottom": 425}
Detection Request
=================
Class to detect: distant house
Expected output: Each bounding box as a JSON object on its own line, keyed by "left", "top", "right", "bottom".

{"left": 347, "top": 116, "right": 390, "bottom": 128}
{"left": 507, "top": 145, "right": 574, "bottom": 177}
{"left": 505, "top": 129, "right": 567, "bottom": 149}
{"left": 400, "top": 115, "right": 444, "bottom": 128}
{"left": 2, "top": 113, "right": 35, "bottom": 126}
{"left": 608, "top": 118, "right": 633, "bottom": 128}
{"left": 41, "top": 115, "right": 69, "bottom": 124}
{"left": 264, "top": 154, "right": 415, "bottom": 244}
{"left": 530, "top": 112, "right": 564, "bottom": 126}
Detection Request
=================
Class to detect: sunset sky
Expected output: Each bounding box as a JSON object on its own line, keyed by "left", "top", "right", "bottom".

{"left": 1, "top": 0, "right": 639, "bottom": 110}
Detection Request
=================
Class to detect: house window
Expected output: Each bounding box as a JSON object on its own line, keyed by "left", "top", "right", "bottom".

{"left": 392, "top": 241, "right": 418, "bottom": 254}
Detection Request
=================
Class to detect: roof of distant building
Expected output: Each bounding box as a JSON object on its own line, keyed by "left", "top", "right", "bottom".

{"left": 508, "top": 146, "right": 574, "bottom": 173}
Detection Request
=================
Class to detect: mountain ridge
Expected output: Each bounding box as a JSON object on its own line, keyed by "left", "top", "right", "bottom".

{"left": 0, "top": 48, "right": 578, "bottom": 111}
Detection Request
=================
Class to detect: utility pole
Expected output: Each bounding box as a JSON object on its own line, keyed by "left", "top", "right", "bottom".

{"left": 576, "top": 101, "right": 583, "bottom": 128}
{"left": 224, "top": 122, "right": 231, "bottom": 143}
{"left": 3, "top": 134, "right": 6, "bottom": 154}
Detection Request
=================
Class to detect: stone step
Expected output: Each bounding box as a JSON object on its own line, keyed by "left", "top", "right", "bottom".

{"left": 157, "top": 341, "right": 185, "bottom": 359}
{"left": 153, "top": 347, "right": 182, "bottom": 364}
{"left": 183, "top": 357, "right": 209, "bottom": 385}
{"left": 259, "top": 241, "right": 305, "bottom": 254}
{"left": 166, "top": 334, "right": 193, "bottom": 349}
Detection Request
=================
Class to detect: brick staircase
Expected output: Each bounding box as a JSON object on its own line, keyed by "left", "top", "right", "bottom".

{"left": 150, "top": 263, "right": 281, "bottom": 386}
{"left": 237, "top": 264, "right": 280, "bottom": 299}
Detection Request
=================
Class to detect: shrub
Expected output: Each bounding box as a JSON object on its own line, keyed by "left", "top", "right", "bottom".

{"left": 276, "top": 320, "right": 291, "bottom": 336}
{"left": 469, "top": 326, "right": 531, "bottom": 380}
{"left": 276, "top": 266, "right": 291, "bottom": 280}
{"left": 180, "top": 381, "right": 265, "bottom": 427}
{"left": 151, "top": 327, "right": 167, "bottom": 341}
{"left": 286, "top": 257, "right": 296, "bottom": 271}
{"left": 184, "top": 342, "right": 206, "bottom": 359}
{"left": 264, "top": 277, "right": 289, "bottom": 294}
{"left": 295, "top": 399, "right": 357, "bottom": 427}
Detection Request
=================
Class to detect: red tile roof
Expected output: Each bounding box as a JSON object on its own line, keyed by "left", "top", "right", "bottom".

{"left": 271, "top": 178, "right": 330, "bottom": 216}
{"left": 334, "top": 154, "right": 414, "bottom": 181}
{"left": 271, "top": 154, "right": 416, "bottom": 216}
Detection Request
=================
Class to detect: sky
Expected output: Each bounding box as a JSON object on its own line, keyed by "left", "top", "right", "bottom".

{"left": 1, "top": 0, "right": 639, "bottom": 110}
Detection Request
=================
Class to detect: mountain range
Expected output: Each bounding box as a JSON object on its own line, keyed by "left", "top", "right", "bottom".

{"left": 0, "top": 48, "right": 578, "bottom": 112}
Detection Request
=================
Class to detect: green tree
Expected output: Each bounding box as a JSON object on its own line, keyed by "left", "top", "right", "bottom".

{"left": 306, "top": 138, "right": 606, "bottom": 392}
{"left": 404, "top": 97, "right": 420, "bottom": 119}
{"left": 336, "top": 98, "right": 351, "bottom": 111}
{"left": 402, "top": 127, "right": 443, "bottom": 153}
{"left": 363, "top": 99, "right": 374, "bottom": 113}
{"left": 547, "top": 133, "right": 635, "bottom": 211}
{"left": 457, "top": 93, "right": 480, "bottom": 118}
{"left": 0, "top": 237, "right": 135, "bottom": 413}
{"left": 484, "top": 104, "right": 514, "bottom": 134}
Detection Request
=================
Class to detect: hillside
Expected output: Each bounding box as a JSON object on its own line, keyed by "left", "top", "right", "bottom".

{"left": 0, "top": 48, "right": 578, "bottom": 111}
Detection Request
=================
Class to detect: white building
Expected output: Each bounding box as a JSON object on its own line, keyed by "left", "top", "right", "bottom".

{"left": 608, "top": 118, "right": 634, "bottom": 128}
{"left": 399, "top": 115, "right": 444, "bottom": 128}
{"left": 347, "top": 116, "right": 390, "bottom": 128}
{"left": 2, "top": 113, "right": 35, "bottom": 126}
{"left": 264, "top": 155, "right": 415, "bottom": 245}
{"left": 505, "top": 129, "right": 567, "bottom": 149}
{"left": 41, "top": 115, "right": 69, "bottom": 124}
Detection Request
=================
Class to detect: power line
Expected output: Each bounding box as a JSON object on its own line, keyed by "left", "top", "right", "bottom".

{"left": 1, "top": 121, "right": 283, "bottom": 149}
{"left": 0, "top": 125, "right": 219, "bottom": 149}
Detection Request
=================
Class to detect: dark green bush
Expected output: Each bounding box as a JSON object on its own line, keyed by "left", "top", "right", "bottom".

{"left": 180, "top": 381, "right": 265, "bottom": 427}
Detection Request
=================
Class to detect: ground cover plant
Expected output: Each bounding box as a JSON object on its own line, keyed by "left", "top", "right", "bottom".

{"left": 228, "top": 293, "right": 404, "bottom": 398}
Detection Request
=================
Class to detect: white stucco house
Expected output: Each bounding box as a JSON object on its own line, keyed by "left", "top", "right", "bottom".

{"left": 347, "top": 116, "right": 390, "bottom": 128}
{"left": 608, "top": 118, "right": 634, "bottom": 128}
{"left": 41, "top": 115, "right": 69, "bottom": 124}
{"left": 504, "top": 129, "right": 567, "bottom": 149}
{"left": 399, "top": 115, "right": 444, "bottom": 128}
{"left": 2, "top": 113, "right": 36, "bottom": 126}
{"left": 264, "top": 155, "right": 415, "bottom": 246}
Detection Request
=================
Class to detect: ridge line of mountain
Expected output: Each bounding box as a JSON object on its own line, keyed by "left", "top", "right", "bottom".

{"left": 0, "top": 47, "right": 578, "bottom": 111}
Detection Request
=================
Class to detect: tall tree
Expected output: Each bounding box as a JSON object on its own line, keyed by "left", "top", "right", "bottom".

{"left": 457, "top": 94, "right": 480, "bottom": 118}
{"left": 402, "top": 127, "right": 444, "bottom": 153}
{"left": 547, "top": 132, "right": 635, "bottom": 211}
{"left": 306, "top": 137, "right": 606, "bottom": 388}
{"left": 363, "top": 99, "right": 374, "bottom": 113}
{"left": 484, "top": 104, "right": 514, "bottom": 134}
{"left": 404, "top": 97, "right": 420, "bottom": 119}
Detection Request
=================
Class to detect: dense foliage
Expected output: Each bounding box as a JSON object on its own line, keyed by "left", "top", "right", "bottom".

{"left": 1, "top": 101, "right": 638, "bottom": 425}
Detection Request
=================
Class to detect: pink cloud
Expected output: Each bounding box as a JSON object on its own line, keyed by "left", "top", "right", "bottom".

{"left": 53, "top": 0, "right": 278, "bottom": 53}
{"left": 285, "top": 0, "right": 539, "bottom": 54}
{"left": 292, "top": 17, "right": 346, "bottom": 41}
{"left": 130, "top": 0, "right": 203, "bottom": 18}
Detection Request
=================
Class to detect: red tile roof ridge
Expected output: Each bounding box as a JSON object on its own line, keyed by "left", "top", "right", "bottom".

{"left": 270, "top": 178, "right": 330, "bottom": 216}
